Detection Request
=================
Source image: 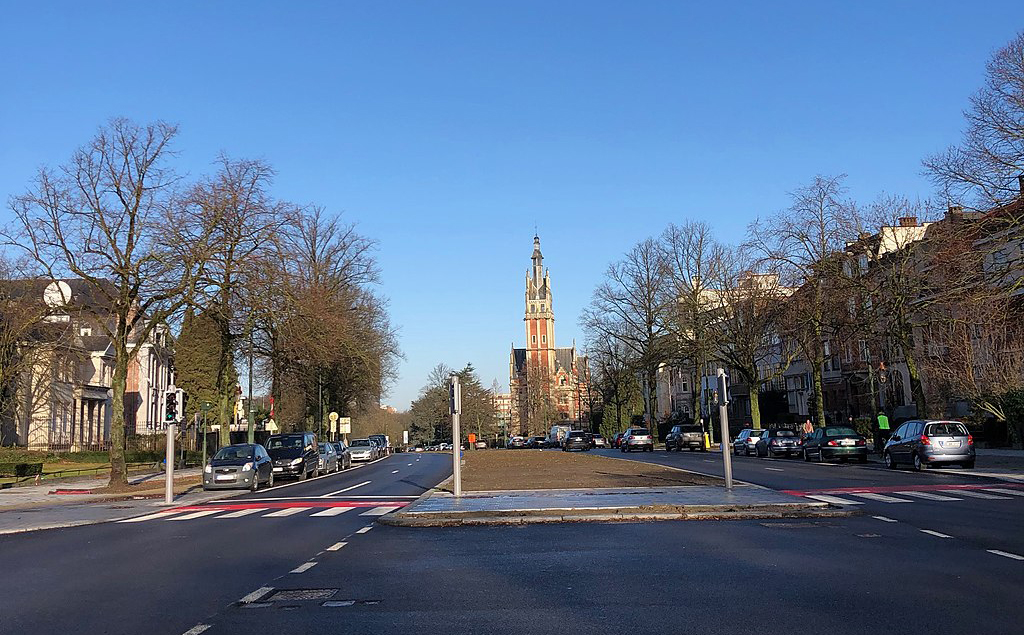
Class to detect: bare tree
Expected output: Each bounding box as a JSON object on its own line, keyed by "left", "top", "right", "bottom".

{"left": 587, "top": 334, "right": 639, "bottom": 437}
{"left": 748, "top": 175, "right": 860, "bottom": 426}
{"left": 924, "top": 31, "right": 1024, "bottom": 208}
{"left": 6, "top": 119, "right": 215, "bottom": 486}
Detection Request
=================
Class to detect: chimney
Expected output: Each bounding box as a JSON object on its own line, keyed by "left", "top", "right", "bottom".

{"left": 898, "top": 216, "right": 918, "bottom": 227}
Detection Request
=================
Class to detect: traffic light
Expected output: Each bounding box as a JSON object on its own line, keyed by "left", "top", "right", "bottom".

{"left": 165, "top": 389, "right": 177, "bottom": 422}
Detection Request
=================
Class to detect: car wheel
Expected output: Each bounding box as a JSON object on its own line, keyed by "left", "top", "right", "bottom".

{"left": 251, "top": 475, "right": 259, "bottom": 492}
{"left": 300, "top": 468, "right": 308, "bottom": 480}
{"left": 883, "top": 452, "right": 895, "bottom": 469}
{"left": 816, "top": 449, "right": 825, "bottom": 463}
{"left": 802, "top": 449, "right": 809, "bottom": 461}
{"left": 913, "top": 453, "right": 927, "bottom": 471}
{"left": 268, "top": 472, "right": 274, "bottom": 487}
{"left": 733, "top": 446, "right": 739, "bottom": 455}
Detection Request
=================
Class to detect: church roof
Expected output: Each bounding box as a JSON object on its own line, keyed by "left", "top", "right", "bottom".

{"left": 512, "top": 348, "right": 526, "bottom": 374}
{"left": 554, "top": 348, "right": 575, "bottom": 373}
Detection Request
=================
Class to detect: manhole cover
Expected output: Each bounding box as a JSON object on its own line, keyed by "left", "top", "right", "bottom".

{"left": 268, "top": 589, "right": 338, "bottom": 601}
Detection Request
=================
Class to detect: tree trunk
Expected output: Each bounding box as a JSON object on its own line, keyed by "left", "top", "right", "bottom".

{"left": 750, "top": 384, "right": 762, "bottom": 430}
{"left": 903, "top": 350, "right": 929, "bottom": 418}
{"left": 108, "top": 344, "right": 130, "bottom": 487}
{"left": 812, "top": 355, "right": 825, "bottom": 427}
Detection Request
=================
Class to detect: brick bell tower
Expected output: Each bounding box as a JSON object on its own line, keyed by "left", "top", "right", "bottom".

{"left": 525, "top": 235, "right": 555, "bottom": 374}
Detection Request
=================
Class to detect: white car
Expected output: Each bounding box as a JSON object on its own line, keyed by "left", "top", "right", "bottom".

{"left": 349, "top": 438, "right": 377, "bottom": 461}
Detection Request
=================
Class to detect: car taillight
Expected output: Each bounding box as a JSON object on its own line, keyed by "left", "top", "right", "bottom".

{"left": 827, "top": 440, "right": 838, "bottom": 446}
{"left": 920, "top": 435, "right": 931, "bottom": 446}
{"left": 968, "top": 434, "right": 974, "bottom": 445}
{"left": 770, "top": 439, "right": 780, "bottom": 445}
{"left": 855, "top": 439, "right": 865, "bottom": 446}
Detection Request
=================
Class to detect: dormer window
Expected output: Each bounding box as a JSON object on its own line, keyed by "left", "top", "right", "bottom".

{"left": 79, "top": 324, "right": 92, "bottom": 337}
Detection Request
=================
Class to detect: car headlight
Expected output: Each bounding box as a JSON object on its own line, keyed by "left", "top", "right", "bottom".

{"left": 204, "top": 465, "right": 212, "bottom": 474}
{"left": 242, "top": 462, "right": 253, "bottom": 471}
{"left": 290, "top": 457, "right": 303, "bottom": 466}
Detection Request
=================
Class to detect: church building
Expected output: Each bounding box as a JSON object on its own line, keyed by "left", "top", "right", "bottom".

{"left": 509, "top": 236, "right": 590, "bottom": 435}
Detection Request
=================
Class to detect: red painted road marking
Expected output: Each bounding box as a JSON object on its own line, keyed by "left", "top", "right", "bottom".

{"left": 783, "top": 483, "right": 1024, "bottom": 496}
{"left": 168, "top": 500, "right": 407, "bottom": 513}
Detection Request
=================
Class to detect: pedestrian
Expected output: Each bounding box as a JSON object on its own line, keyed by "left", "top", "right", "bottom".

{"left": 802, "top": 418, "right": 814, "bottom": 436}
{"left": 875, "top": 412, "right": 891, "bottom": 453}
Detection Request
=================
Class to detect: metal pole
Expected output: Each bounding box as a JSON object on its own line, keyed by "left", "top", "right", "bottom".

{"left": 164, "top": 423, "right": 175, "bottom": 504}
{"left": 247, "top": 328, "right": 254, "bottom": 444}
{"left": 717, "top": 368, "right": 733, "bottom": 490}
{"left": 451, "top": 375, "right": 462, "bottom": 497}
{"left": 202, "top": 411, "right": 207, "bottom": 466}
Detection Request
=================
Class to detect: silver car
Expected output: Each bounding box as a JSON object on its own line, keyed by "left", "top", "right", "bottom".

{"left": 732, "top": 429, "right": 765, "bottom": 456}
{"left": 349, "top": 438, "right": 377, "bottom": 462}
{"left": 883, "top": 420, "right": 975, "bottom": 470}
{"left": 318, "top": 442, "right": 339, "bottom": 473}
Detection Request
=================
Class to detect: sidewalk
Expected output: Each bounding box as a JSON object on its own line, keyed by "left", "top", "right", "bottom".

{"left": 0, "top": 468, "right": 228, "bottom": 535}
{"left": 381, "top": 484, "right": 849, "bottom": 527}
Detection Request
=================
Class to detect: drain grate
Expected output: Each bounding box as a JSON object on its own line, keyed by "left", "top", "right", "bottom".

{"left": 268, "top": 589, "right": 338, "bottom": 601}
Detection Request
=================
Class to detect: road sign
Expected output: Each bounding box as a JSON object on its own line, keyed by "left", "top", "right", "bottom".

{"left": 329, "top": 411, "right": 339, "bottom": 422}
{"left": 338, "top": 417, "right": 351, "bottom": 434}
{"left": 265, "top": 418, "right": 278, "bottom": 432}
{"left": 403, "top": 430, "right": 409, "bottom": 445}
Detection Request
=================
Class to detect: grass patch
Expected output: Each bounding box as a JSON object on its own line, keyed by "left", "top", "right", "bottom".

{"left": 455, "top": 449, "right": 723, "bottom": 491}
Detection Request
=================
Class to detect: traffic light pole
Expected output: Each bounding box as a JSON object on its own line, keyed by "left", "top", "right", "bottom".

{"left": 164, "top": 423, "right": 175, "bottom": 505}
{"left": 450, "top": 375, "right": 462, "bottom": 497}
{"left": 717, "top": 368, "right": 734, "bottom": 491}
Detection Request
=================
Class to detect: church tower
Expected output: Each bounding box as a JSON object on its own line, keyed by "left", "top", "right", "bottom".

{"left": 524, "top": 235, "right": 555, "bottom": 375}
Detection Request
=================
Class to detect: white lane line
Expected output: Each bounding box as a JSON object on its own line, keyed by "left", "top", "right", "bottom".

{"left": 182, "top": 625, "right": 211, "bottom": 635}
{"left": 118, "top": 511, "right": 182, "bottom": 523}
{"left": 920, "top": 529, "right": 953, "bottom": 538}
{"left": 168, "top": 510, "right": 221, "bottom": 521}
{"left": 872, "top": 516, "right": 898, "bottom": 523}
{"left": 849, "top": 492, "right": 913, "bottom": 503}
{"left": 940, "top": 489, "right": 1010, "bottom": 500}
{"left": 239, "top": 586, "right": 274, "bottom": 603}
{"left": 326, "top": 542, "right": 348, "bottom": 551}
{"left": 391, "top": 470, "right": 399, "bottom": 474}
{"left": 987, "top": 549, "right": 1024, "bottom": 561}
{"left": 982, "top": 488, "right": 1024, "bottom": 497}
{"left": 764, "top": 467, "right": 784, "bottom": 472}
{"left": 360, "top": 506, "right": 398, "bottom": 516}
{"left": 216, "top": 508, "right": 266, "bottom": 518}
{"left": 356, "top": 526, "right": 373, "bottom": 533}
{"left": 310, "top": 507, "right": 353, "bottom": 517}
{"left": 805, "top": 494, "right": 863, "bottom": 505}
{"left": 290, "top": 562, "right": 317, "bottom": 574}
{"left": 896, "top": 491, "right": 962, "bottom": 501}
{"left": 263, "top": 507, "right": 305, "bottom": 517}
{"left": 407, "top": 463, "right": 413, "bottom": 466}
{"left": 321, "top": 480, "right": 372, "bottom": 497}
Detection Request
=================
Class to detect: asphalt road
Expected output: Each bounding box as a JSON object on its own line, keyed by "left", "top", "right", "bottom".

{"left": 2, "top": 448, "right": 1022, "bottom": 635}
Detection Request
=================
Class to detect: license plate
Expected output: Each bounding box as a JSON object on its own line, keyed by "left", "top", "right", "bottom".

{"left": 840, "top": 439, "right": 854, "bottom": 446}
{"left": 273, "top": 467, "right": 284, "bottom": 472}
{"left": 942, "top": 441, "right": 961, "bottom": 448}
{"left": 215, "top": 474, "right": 234, "bottom": 481}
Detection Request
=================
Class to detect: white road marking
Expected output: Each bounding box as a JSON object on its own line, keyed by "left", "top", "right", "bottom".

{"left": 326, "top": 542, "right": 348, "bottom": 551}
{"left": 216, "top": 508, "right": 266, "bottom": 518}
{"left": 920, "top": 529, "right": 953, "bottom": 538}
{"left": 310, "top": 507, "right": 353, "bottom": 517}
{"left": 118, "top": 511, "right": 182, "bottom": 523}
{"left": 182, "top": 625, "right": 211, "bottom": 635}
{"left": 360, "top": 506, "right": 398, "bottom": 516}
{"left": 987, "top": 549, "right": 1024, "bottom": 561}
{"left": 407, "top": 463, "right": 413, "bottom": 466}
{"left": 982, "top": 488, "right": 1024, "bottom": 497}
{"left": 356, "top": 526, "right": 373, "bottom": 533}
{"left": 940, "top": 489, "right": 1010, "bottom": 500}
{"left": 239, "top": 586, "right": 274, "bottom": 603}
{"left": 895, "top": 491, "right": 962, "bottom": 501}
{"left": 168, "top": 510, "right": 221, "bottom": 521}
{"left": 764, "top": 467, "right": 784, "bottom": 471}
{"left": 321, "top": 480, "right": 372, "bottom": 497}
{"left": 872, "top": 516, "right": 898, "bottom": 523}
{"left": 391, "top": 470, "right": 399, "bottom": 474}
{"left": 263, "top": 507, "right": 305, "bottom": 517}
{"left": 290, "top": 562, "right": 317, "bottom": 574}
{"left": 324, "top": 600, "right": 356, "bottom": 607}
{"left": 849, "top": 492, "right": 913, "bottom": 503}
{"left": 805, "top": 494, "right": 863, "bottom": 505}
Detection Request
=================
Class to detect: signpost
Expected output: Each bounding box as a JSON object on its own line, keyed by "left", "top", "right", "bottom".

{"left": 715, "top": 368, "right": 734, "bottom": 490}
{"left": 338, "top": 417, "right": 351, "bottom": 443}
{"left": 329, "top": 411, "right": 339, "bottom": 440}
{"left": 449, "top": 374, "right": 462, "bottom": 497}
{"left": 199, "top": 401, "right": 213, "bottom": 466}
{"left": 164, "top": 422, "right": 175, "bottom": 505}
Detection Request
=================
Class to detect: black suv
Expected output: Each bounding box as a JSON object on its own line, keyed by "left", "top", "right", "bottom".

{"left": 266, "top": 432, "right": 320, "bottom": 480}
{"left": 665, "top": 425, "right": 704, "bottom": 451}
{"left": 562, "top": 430, "right": 590, "bottom": 452}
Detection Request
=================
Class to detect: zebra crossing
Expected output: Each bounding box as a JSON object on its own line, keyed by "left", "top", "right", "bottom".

{"left": 118, "top": 502, "right": 405, "bottom": 523}
{"left": 800, "top": 485, "right": 1024, "bottom": 506}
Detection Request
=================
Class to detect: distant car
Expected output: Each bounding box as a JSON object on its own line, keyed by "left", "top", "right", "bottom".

{"left": 318, "top": 442, "right": 340, "bottom": 473}
{"left": 612, "top": 432, "right": 625, "bottom": 448}
{"left": 620, "top": 428, "right": 654, "bottom": 453}
{"left": 525, "top": 436, "right": 547, "bottom": 449}
{"left": 590, "top": 434, "right": 607, "bottom": 449}
{"left": 755, "top": 428, "right": 801, "bottom": 458}
{"left": 732, "top": 429, "right": 765, "bottom": 456}
{"left": 802, "top": 426, "right": 868, "bottom": 463}
{"left": 665, "top": 425, "right": 704, "bottom": 451}
{"left": 203, "top": 443, "right": 273, "bottom": 491}
{"left": 331, "top": 441, "right": 352, "bottom": 470}
{"left": 563, "top": 430, "right": 590, "bottom": 452}
{"left": 883, "top": 420, "right": 975, "bottom": 470}
{"left": 474, "top": 440, "right": 488, "bottom": 449}
{"left": 266, "top": 432, "right": 320, "bottom": 479}
{"left": 414, "top": 446, "right": 424, "bottom": 452}
{"left": 369, "top": 434, "right": 390, "bottom": 455}
{"left": 349, "top": 438, "right": 377, "bottom": 462}
{"left": 508, "top": 436, "right": 527, "bottom": 449}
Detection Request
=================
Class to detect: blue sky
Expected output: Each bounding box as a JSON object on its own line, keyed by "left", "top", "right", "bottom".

{"left": 1, "top": 2, "right": 1022, "bottom": 409}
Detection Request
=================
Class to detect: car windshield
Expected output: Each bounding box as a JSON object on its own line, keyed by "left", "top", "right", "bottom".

{"left": 319, "top": 444, "right": 331, "bottom": 452}
{"left": 927, "top": 422, "right": 967, "bottom": 436}
{"left": 569, "top": 432, "right": 585, "bottom": 438}
{"left": 825, "top": 427, "right": 858, "bottom": 436}
{"left": 681, "top": 426, "right": 702, "bottom": 433}
{"left": 351, "top": 439, "right": 371, "bottom": 447}
{"left": 593, "top": 434, "right": 604, "bottom": 439}
{"left": 213, "top": 446, "right": 253, "bottom": 460}
{"left": 266, "top": 436, "right": 303, "bottom": 449}
{"left": 773, "top": 430, "right": 796, "bottom": 437}
{"left": 632, "top": 429, "right": 650, "bottom": 435}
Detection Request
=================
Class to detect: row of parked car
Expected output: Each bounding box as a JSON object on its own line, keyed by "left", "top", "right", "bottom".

{"left": 730, "top": 419, "right": 976, "bottom": 470}
{"left": 507, "top": 432, "right": 609, "bottom": 451}
{"left": 201, "top": 432, "right": 391, "bottom": 491}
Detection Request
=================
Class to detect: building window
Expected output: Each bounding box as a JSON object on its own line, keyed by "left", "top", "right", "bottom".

{"left": 531, "top": 305, "right": 536, "bottom": 313}
{"left": 541, "top": 335, "right": 546, "bottom": 344}
{"left": 540, "top": 304, "right": 545, "bottom": 312}
{"left": 532, "top": 335, "right": 537, "bottom": 344}
{"left": 80, "top": 324, "right": 92, "bottom": 337}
